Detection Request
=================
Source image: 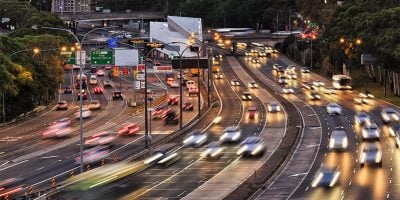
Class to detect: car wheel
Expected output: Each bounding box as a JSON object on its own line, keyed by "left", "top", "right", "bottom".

{"left": 360, "top": 163, "right": 364, "bottom": 168}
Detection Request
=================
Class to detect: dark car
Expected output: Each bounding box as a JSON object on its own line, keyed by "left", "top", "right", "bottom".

{"left": 183, "top": 102, "right": 194, "bottom": 111}
{"left": 112, "top": 91, "right": 123, "bottom": 100}
{"left": 75, "top": 81, "right": 87, "bottom": 89}
{"left": 167, "top": 96, "right": 179, "bottom": 105}
{"left": 55, "top": 101, "right": 68, "bottom": 110}
{"left": 64, "top": 86, "right": 72, "bottom": 94}
{"left": 164, "top": 111, "right": 179, "bottom": 125}
{"left": 77, "top": 91, "right": 88, "bottom": 100}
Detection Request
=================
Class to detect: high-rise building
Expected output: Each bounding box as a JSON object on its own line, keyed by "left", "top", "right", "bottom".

{"left": 51, "top": 0, "right": 91, "bottom": 13}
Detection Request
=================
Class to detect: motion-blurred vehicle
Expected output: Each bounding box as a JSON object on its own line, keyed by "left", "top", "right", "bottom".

{"left": 112, "top": 91, "right": 123, "bottom": 100}
{"left": 118, "top": 123, "right": 139, "bottom": 136}
{"left": 93, "top": 86, "right": 104, "bottom": 94}
{"left": 152, "top": 106, "right": 171, "bottom": 119}
{"left": 214, "top": 72, "right": 223, "bottom": 79}
{"left": 278, "top": 75, "right": 288, "bottom": 84}
{"left": 42, "top": 125, "right": 72, "bottom": 138}
{"left": 381, "top": 108, "right": 400, "bottom": 123}
{"left": 219, "top": 126, "right": 242, "bottom": 143}
{"left": 354, "top": 112, "right": 371, "bottom": 125}
{"left": 359, "top": 142, "right": 382, "bottom": 167}
{"left": 169, "top": 80, "right": 179, "bottom": 88}
{"left": 103, "top": 80, "right": 112, "bottom": 87}
{"left": 241, "top": 92, "right": 252, "bottom": 101}
{"left": 328, "top": 127, "right": 348, "bottom": 151}
{"left": 75, "top": 145, "right": 110, "bottom": 165}
{"left": 167, "top": 96, "right": 179, "bottom": 105}
{"left": 77, "top": 91, "right": 87, "bottom": 100}
{"left": 183, "top": 102, "right": 194, "bottom": 111}
{"left": 230, "top": 79, "right": 240, "bottom": 86}
{"left": 276, "top": 66, "right": 285, "bottom": 73}
{"left": 0, "top": 178, "right": 25, "bottom": 199}
{"left": 200, "top": 141, "right": 225, "bottom": 159}
{"left": 388, "top": 124, "right": 400, "bottom": 148}
{"left": 309, "top": 92, "right": 321, "bottom": 100}
{"left": 361, "top": 123, "right": 380, "bottom": 140}
{"left": 282, "top": 87, "right": 295, "bottom": 94}
{"left": 272, "top": 64, "right": 279, "bottom": 71}
{"left": 89, "top": 75, "right": 97, "bottom": 85}
{"left": 247, "top": 107, "right": 258, "bottom": 119}
{"left": 64, "top": 86, "right": 72, "bottom": 94}
{"left": 85, "top": 131, "right": 116, "bottom": 147}
{"left": 311, "top": 166, "right": 340, "bottom": 188}
{"left": 326, "top": 103, "right": 342, "bottom": 115}
{"left": 88, "top": 100, "right": 101, "bottom": 110}
{"left": 248, "top": 81, "right": 258, "bottom": 88}
{"left": 96, "top": 69, "right": 105, "bottom": 76}
{"left": 183, "top": 130, "right": 208, "bottom": 147}
{"left": 236, "top": 136, "right": 266, "bottom": 157}
{"left": 144, "top": 150, "right": 180, "bottom": 167}
{"left": 312, "top": 80, "right": 325, "bottom": 87}
{"left": 74, "top": 108, "right": 91, "bottom": 119}
{"left": 301, "top": 67, "right": 311, "bottom": 73}
{"left": 164, "top": 111, "right": 179, "bottom": 125}
{"left": 359, "top": 91, "right": 374, "bottom": 99}
{"left": 354, "top": 96, "right": 369, "bottom": 105}
{"left": 251, "top": 58, "right": 260, "bottom": 64}
{"left": 104, "top": 65, "right": 112, "bottom": 70}
{"left": 300, "top": 81, "right": 312, "bottom": 90}
{"left": 267, "top": 102, "right": 281, "bottom": 112}
{"left": 323, "top": 87, "right": 336, "bottom": 95}
{"left": 56, "top": 101, "right": 68, "bottom": 110}
{"left": 188, "top": 87, "right": 198, "bottom": 96}
{"left": 49, "top": 117, "right": 72, "bottom": 127}
{"left": 286, "top": 71, "right": 297, "bottom": 79}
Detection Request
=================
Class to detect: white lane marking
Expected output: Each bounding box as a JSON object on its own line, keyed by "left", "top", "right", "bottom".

{"left": 289, "top": 172, "right": 307, "bottom": 177}
{"left": 41, "top": 156, "right": 60, "bottom": 159}
{"left": 309, "top": 127, "right": 321, "bottom": 129}
{"left": 36, "top": 166, "right": 45, "bottom": 171}
{"left": 0, "top": 160, "right": 28, "bottom": 171}
{"left": 306, "top": 144, "right": 319, "bottom": 148}
{"left": 0, "top": 161, "right": 10, "bottom": 168}
{"left": 0, "top": 152, "right": 4, "bottom": 155}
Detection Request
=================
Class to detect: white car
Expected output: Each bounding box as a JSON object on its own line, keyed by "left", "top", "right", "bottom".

{"left": 169, "top": 81, "right": 180, "bottom": 88}
{"left": 103, "top": 80, "right": 112, "bottom": 87}
{"left": 282, "top": 87, "right": 295, "bottom": 94}
{"left": 323, "top": 87, "right": 336, "bottom": 95}
{"left": 311, "top": 166, "right": 340, "bottom": 188}
{"left": 85, "top": 131, "right": 116, "bottom": 147}
{"left": 214, "top": 72, "right": 223, "bottom": 79}
{"left": 88, "top": 100, "right": 101, "bottom": 110}
{"left": 354, "top": 112, "right": 371, "bottom": 125}
{"left": 75, "top": 146, "right": 110, "bottom": 165}
{"left": 183, "top": 131, "right": 208, "bottom": 147}
{"left": 248, "top": 81, "right": 258, "bottom": 88}
{"left": 236, "top": 136, "right": 266, "bottom": 157}
{"left": 286, "top": 71, "right": 297, "bottom": 79}
{"left": 144, "top": 151, "right": 180, "bottom": 167}
{"left": 89, "top": 75, "right": 97, "bottom": 85}
{"left": 359, "top": 142, "right": 382, "bottom": 167}
{"left": 42, "top": 126, "right": 72, "bottom": 138}
{"left": 241, "top": 92, "right": 252, "bottom": 101}
{"left": 312, "top": 80, "right": 325, "bottom": 87}
{"left": 268, "top": 102, "right": 281, "bottom": 112}
{"left": 219, "top": 126, "right": 242, "bottom": 143}
{"left": 278, "top": 75, "right": 288, "bottom": 84}
{"left": 361, "top": 123, "right": 380, "bottom": 140}
{"left": 200, "top": 142, "right": 225, "bottom": 159}
{"left": 329, "top": 127, "right": 348, "bottom": 151}
{"left": 326, "top": 103, "right": 342, "bottom": 115}
{"left": 75, "top": 108, "right": 92, "bottom": 119}
{"left": 96, "top": 69, "right": 105, "bottom": 76}
{"left": 230, "top": 79, "right": 240, "bottom": 86}
{"left": 381, "top": 108, "right": 400, "bottom": 123}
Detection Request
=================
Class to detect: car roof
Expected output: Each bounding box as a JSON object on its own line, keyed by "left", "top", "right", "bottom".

{"left": 224, "top": 126, "right": 239, "bottom": 132}
{"left": 248, "top": 106, "right": 257, "bottom": 111}
{"left": 243, "top": 91, "right": 251, "bottom": 95}
{"left": 331, "top": 130, "right": 347, "bottom": 137}
{"left": 242, "top": 136, "right": 262, "bottom": 144}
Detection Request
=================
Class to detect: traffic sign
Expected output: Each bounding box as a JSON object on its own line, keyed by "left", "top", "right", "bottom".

{"left": 138, "top": 64, "right": 145, "bottom": 72}
{"left": 153, "top": 65, "right": 173, "bottom": 73}
{"left": 91, "top": 50, "right": 113, "bottom": 65}
{"left": 113, "top": 67, "right": 119, "bottom": 77}
{"left": 76, "top": 51, "right": 86, "bottom": 65}
{"left": 137, "top": 71, "right": 145, "bottom": 81}
{"left": 107, "top": 37, "right": 119, "bottom": 48}
{"left": 122, "top": 67, "right": 129, "bottom": 76}
{"left": 64, "top": 52, "right": 76, "bottom": 64}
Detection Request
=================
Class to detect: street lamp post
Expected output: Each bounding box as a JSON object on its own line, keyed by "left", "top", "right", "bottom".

{"left": 32, "top": 25, "right": 116, "bottom": 173}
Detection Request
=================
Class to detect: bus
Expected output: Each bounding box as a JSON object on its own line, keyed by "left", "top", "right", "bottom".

{"left": 332, "top": 75, "right": 352, "bottom": 90}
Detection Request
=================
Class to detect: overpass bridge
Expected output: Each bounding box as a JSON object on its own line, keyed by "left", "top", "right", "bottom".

{"left": 57, "top": 11, "right": 165, "bottom": 22}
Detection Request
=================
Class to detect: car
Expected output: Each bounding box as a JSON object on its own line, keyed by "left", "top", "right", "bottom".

{"left": 236, "top": 136, "right": 266, "bottom": 157}
{"left": 104, "top": 66, "right": 112, "bottom": 70}
{"left": 323, "top": 87, "right": 336, "bottom": 95}
{"left": 359, "top": 91, "right": 374, "bottom": 99}
{"left": 49, "top": 117, "right": 72, "bottom": 128}
{"left": 354, "top": 96, "right": 369, "bottom": 105}
{"left": 282, "top": 87, "right": 295, "bottom": 94}
{"left": 89, "top": 75, "right": 97, "bottom": 85}
{"left": 361, "top": 123, "right": 380, "bottom": 140}
{"left": 188, "top": 87, "right": 198, "bottom": 96}
{"left": 183, "top": 102, "right": 194, "bottom": 111}
{"left": 118, "top": 123, "right": 139, "bottom": 136}
{"left": 326, "top": 103, "right": 342, "bottom": 115}
{"left": 200, "top": 141, "right": 225, "bottom": 159}
{"left": 90, "top": 66, "right": 97, "bottom": 73}
{"left": 248, "top": 81, "right": 258, "bottom": 88}
{"left": 359, "top": 142, "right": 382, "bottom": 167}
{"left": 75, "top": 81, "right": 87, "bottom": 89}
{"left": 381, "top": 108, "right": 400, "bottom": 123}
{"left": 93, "top": 86, "right": 104, "bottom": 94}
{"left": 272, "top": 64, "right": 279, "bottom": 71}
{"left": 55, "top": 101, "right": 68, "bottom": 110}
{"left": 300, "top": 81, "right": 312, "bottom": 90}
{"left": 144, "top": 150, "right": 180, "bottom": 167}
{"left": 75, "top": 145, "right": 110, "bottom": 165}
{"left": 278, "top": 75, "right": 288, "bottom": 84}
{"left": 391, "top": 125, "right": 400, "bottom": 148}
{"left": 311, "top": 166, "right": 340, "bottom": 188}
{"left": 312, "top": 80, "right": 325, "bottom": 87}
{"left": 169, "top": 80, "right": 180, "bottom": 88}
{"left": 75, "top": 73, "right": 87, "bottom": 81}
{"left": 267, "top": 102, "right": 281, "bottom": 112}
{"left": 301, "top": 67, "right": 311, "bottom": 73}
{"left": 286, "top": 65, "right": 296, "bottom": 72}
{"left": 251, "top": 58, "right": 260, "bottom": 64}
{"left": 219, "top": 126, "right": 242, "bottom": 143}
{"left": 214, "top": 72, "right": 223, "bottom": 79}
{"left": 167, "top": 96, "right": 179, "bottom": 105}
{"left": 88, "top": 100, "right": 101, "bottom": 110}
{"left": 103, "top": 80, "right": 112, "bottom": 87}
{"left": 247, "top": 106, "right": 258, "bottom": 119}
{"left": 389, "top": 124, "right": 400, "bottom": 137}
{"left": 74, "top": 107, "right": 92, "bottom": 119}
{"left": 96, "top": 69, "right": 105, "bottom": 76}
{"left": 276, "top": 66, "right": 286, "bottom": 73}
{"left": 183, "top": 130, "right": 208, "bottom": 147}
{"left": 286, "top": 71, "right": 297, "bottom": 79}
{"left": 164, "top": 111, "right": 179, "bottom": 125}
{"left": 77, "top": 91, "right": 88, "bottom": 100}
{"left": 112, "top": 91, "right": 123, "bottom": 100}
{"left": 309, "top": 92, "right": 321, "bottom": 100}
{"left": 230, "top": 79, "right": 240, "bottom": 86}
{"left": 85, "top": 131, "right": 116, "bottom": 147}
{"left": 42, "top": 125, "right": 72, "bottom": 138}
{"left": 152, "top": 106, "right": 171, "bottom": 119}
{"left": 186, "top": 80, "right": 195, "bottom": 89}
{"left": 354, "top": 112, "right": 371, "bottom": 125}
{"left": 328, "top": 127, "right": 348, "bottom": 151}
{"left": 64, "top": 86, "right": 72, "bottom": 94}
{"left": 241, "top": 92, "right": 252, "bottom": 101}
{"left": 0, "top": 178, "right": 25, "bottom": 198}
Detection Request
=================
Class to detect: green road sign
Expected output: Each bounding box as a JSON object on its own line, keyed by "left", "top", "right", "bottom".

{"left": 91, "top": 50, "right": 113, "bottom": 65}
{"left": 62, "top": 52, "right": 76, "bottom": 64}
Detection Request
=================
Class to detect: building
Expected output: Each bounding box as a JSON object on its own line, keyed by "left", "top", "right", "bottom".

{"left": 51, "top": 0, "right": 91, "bottom": 13}
{"left": 149, "top": 16, "right": 203, "bottom": 58}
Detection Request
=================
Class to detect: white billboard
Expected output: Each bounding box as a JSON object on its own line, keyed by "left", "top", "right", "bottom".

{"left": 114, "top": 49, "right": 139, "bottom": 66}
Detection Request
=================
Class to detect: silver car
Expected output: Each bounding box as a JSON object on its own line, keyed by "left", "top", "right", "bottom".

{"left": 326, "top": 103, "right": 342, "bottom": 115}
{"left": 282, "top": 87, "right": 295, "bottom": 94}
{"left": 311, "top": 166, "right": 341, "bottom": 188}
{"left": 236, "top": 136, "right": 266, "bottom": 157}
{"left": 183, "top": 131, "right": 208, "bottom": 147}
{"left": 329, "top": 127, "right": 348, "bottom": 151}
{"left": 219, "top": 126, "right": 242, "bottom": 143}
{"left": 354, "top": 112, "right": 371, "bottom": 125}
{"left": 381, "top": 108, "right": 399, "bottom": 123}
{"left": 268, "top": 102, "right": 281, "bottom": 112}
{"left": 359, "top": 142, "right": 382, "bottom": 167}
{"left": 361, "top": 123, "right": 380, "bottom": 140}
{"left": 200, "top": 141, "right": 225, "bottom": 159}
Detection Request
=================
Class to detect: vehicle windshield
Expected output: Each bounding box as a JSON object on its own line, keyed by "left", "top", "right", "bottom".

{"left": 339, "top": 78, "right": 351, "bottom": 85}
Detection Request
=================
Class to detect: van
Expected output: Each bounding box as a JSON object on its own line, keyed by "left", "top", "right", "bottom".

{"left": 186, "top": 80, "right": 195, "bottom": 89}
